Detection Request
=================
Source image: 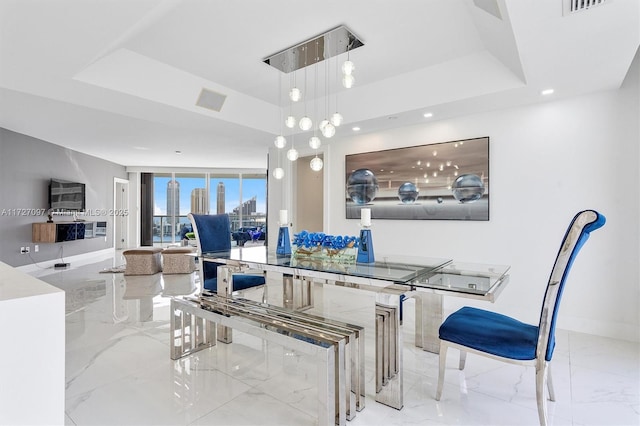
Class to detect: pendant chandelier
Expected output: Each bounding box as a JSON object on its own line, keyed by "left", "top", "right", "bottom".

{"left": 264, "top": 25, "right": 364, "bottom": 174}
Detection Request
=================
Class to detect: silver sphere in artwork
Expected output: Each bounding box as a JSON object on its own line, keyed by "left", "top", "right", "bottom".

{"left": 437, "top": 197, "right": 443, "bottom": 204}
{"left": 398, "top": 182, "right": 419, "bottom": 204}
{"left": 452, "top": 174, "right": 485, "bottom": 203}
{"left": 347, "top": 169, "right": 379, "bottom": 204}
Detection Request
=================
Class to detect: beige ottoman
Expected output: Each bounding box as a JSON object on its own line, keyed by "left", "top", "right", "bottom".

{"left": 162, "top": 247, "right": 197, "bottom": 274}
{"left": 123, "top": 247, "right": 163, "bottom": 275}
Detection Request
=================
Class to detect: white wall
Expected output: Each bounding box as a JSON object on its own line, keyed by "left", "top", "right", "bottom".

{"left": 270, "top": 54, "right": 639, "bottom": 342}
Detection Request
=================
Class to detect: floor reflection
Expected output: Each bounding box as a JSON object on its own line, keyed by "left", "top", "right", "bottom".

{"left": 41, "top": 260, "right": 199, "bottom": 325}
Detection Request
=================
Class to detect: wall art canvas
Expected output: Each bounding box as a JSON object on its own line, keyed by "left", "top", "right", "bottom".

{"left": 345, "top": 137, "right": 489, "bottom": 221}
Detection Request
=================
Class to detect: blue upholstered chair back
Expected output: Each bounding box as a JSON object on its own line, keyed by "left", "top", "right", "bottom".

{"left": 188, "top": 213, "right": 232, "bottom": 282}
{"left": 537, "top": 209, "right": 606, "bottom": 361}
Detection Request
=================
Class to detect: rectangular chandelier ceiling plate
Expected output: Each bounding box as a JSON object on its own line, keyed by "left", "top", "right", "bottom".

{"left": 263, "top": 25, "right": 364, "bottom": 74}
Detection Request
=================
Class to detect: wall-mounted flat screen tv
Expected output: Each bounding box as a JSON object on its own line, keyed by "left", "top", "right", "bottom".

{"left": 49, "top": 178, "right": 86, "bottom": 212}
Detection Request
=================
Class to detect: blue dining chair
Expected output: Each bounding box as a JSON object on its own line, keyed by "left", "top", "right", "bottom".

{"left": 435, "top": 209, "right": 605, "bottom": 426}
{"left": 188, "top": 213, "right": 266, "bottom": 298}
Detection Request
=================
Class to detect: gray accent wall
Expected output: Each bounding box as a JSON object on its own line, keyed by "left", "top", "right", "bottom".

{"left": 0, "top": 129, "right": 127, "bottom": 266}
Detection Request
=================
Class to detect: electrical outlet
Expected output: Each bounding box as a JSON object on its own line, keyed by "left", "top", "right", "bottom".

{"left": 34, "top": 245, "right": 39, "bottom": 253}
{"left": 20, "top": 247, "right": 28, "bottom": 254}
{"left": 24, "top": 246, "right": 30, "bottom": 254}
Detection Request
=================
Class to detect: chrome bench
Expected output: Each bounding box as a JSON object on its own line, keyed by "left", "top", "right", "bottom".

{"left": 170, "top": 295, "right": 364, "bottom": 426}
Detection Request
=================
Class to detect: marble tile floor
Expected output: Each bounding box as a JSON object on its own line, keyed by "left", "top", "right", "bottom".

{"left": 33, "top": 251, "right": 639, "bottom": 426}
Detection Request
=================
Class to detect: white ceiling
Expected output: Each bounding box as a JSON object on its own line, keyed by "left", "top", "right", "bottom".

{"left": 0, "top": 0, "right": 638, "bottom": 169}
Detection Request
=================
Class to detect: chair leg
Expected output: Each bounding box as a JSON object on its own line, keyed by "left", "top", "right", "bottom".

{"left": 546, "top": 362, "right": 556, "bottom": 401}
{"left": 459, "top": 350, "right": 467, "bottom": 370}
{"left": 258, "top": 271, "right": 268, "bottom": 304}
{"left": 535, "top": 362, "right": 549, "bottom": 426}
{"left": 435, "top": 343, "right": 448, "bottom": 400}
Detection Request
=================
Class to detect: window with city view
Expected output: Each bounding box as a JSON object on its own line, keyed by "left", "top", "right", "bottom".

{"left": 152, "top": 172, "right": 266, "bottom": 246}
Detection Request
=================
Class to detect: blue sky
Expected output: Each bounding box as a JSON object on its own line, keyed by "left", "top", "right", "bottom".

{"left": 154, "top": 176, "right": 266, "bottom": 215}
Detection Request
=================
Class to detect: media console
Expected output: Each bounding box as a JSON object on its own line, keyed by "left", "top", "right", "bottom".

{"left": 32, "top": 221, "right": 107, "bottom": 243}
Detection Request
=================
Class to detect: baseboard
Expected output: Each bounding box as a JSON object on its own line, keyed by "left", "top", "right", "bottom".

{"left": 15, "top": 248, "right": 116, "bottom": 275}
{"left": 560, "top": 315, "right": 640, "bottom": 343}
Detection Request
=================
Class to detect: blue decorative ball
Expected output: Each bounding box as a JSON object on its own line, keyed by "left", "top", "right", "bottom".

{"left": 397, "top": 182, "right": 419, "bottom": 204}
{"left": 452, "top": 174, "right": 485, "bottom": 203}
{"left": 347, "top": 169, "right": 379, "bottom": 204}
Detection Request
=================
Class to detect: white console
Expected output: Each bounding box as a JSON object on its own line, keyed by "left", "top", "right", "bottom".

{"left": 0, "top": 262, "right": 65, "bottom": 425}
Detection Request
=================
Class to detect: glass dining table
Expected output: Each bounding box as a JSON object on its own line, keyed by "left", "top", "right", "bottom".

{"left": 199, "top": 245, "right": 510, "bottom": 411}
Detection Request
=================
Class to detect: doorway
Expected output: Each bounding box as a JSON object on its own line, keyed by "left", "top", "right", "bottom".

{"left": 295, "top": 154, "right": 323, "bottom": 233}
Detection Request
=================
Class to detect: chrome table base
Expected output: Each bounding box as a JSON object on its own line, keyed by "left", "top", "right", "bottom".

{"left": 375, "top": 302, "right": 403, "bottom": 409}
{"left": 284, "top": 274, "right": 407, "bottom": 410}
{"left": 414, "top": 292, "right": 443, "bottom": 353}
{"left": 283, "top": 273, "right": 314, "bottom": 311}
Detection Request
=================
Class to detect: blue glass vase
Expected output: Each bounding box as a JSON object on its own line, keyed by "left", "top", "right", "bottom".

{"left": 277, "top": 226, "right": 291, "bottom": 255}
{"left": 357, "top": 228, "right": 375, "bottom": 263}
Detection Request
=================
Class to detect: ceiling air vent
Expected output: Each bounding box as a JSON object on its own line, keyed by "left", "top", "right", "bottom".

{"left": 196, "top": 88, "right": 226, "bottom": 112}
{"left": 565, "top": 0, "right": 608, "bottom": 14}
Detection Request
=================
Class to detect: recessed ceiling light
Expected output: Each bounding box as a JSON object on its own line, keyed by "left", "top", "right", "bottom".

{"left": 352, "top": 127, "right": 361, "bottom": 131}
{"left": 541, "top": 89, "right": 554, "bottom": 96}
{"left": 423, "top": 112, "right": 433, "bottom": 118}
{"left": 175, "top": 150, "right": 183, "bottom": 154}
{"left": 388, "top": 116, "right": 398, "bottom": 120}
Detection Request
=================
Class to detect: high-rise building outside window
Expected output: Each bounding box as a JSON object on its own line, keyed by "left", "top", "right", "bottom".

{"left": 153, "top": 173, "right": 206, "bottom": 245}
{"left": 216, "top": 182, "right": 225, "bottom": 214}
{"left": 166, "top": 179, "right": 180, "bottom": 236}
{"left": 191, "top": 188, "right": 207, "bottom": 214}
{"left": 150, "top": 171, "right": 265, "bottom": 246}
{"left": 239, "top": 174, "right": 267, "bottom": 230}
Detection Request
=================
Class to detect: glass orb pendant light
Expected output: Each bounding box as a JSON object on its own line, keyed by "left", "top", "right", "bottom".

{"left": 330, "top": 112, "right": 343, "bottom": 127}
{"left": 321, "top": 122, "right": 335, "bottom": 138}
{"left": 319, "top": 119, "right": 329, "bottom": 131}
{"left": 274, "top": 135, "right": 286, "bottom": 149}
{"left": 342, "top": 74, "right": 355, "bottom": 89}
{"left": 309, "top": 136, "right": 321, "bottom": 150}
{"left": 310, "top": 156, "right": 323, "bottom": 171}
{"left": 273, "top": 167, "right": 284, "bottom": 179}
{"left": 286, "top": 147, "right": 299, "bottom": 161}
{"left": 289, "top": 87, "right": 301, "bottom": 102}
{"left": 342, "top": 60, "right": 355, "bottom": 75}
{"left": 285, "top": 115, "right": 296, "bottom": 128}
{"left": 299, "top": 116, "right": 312, "bottom": 131}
